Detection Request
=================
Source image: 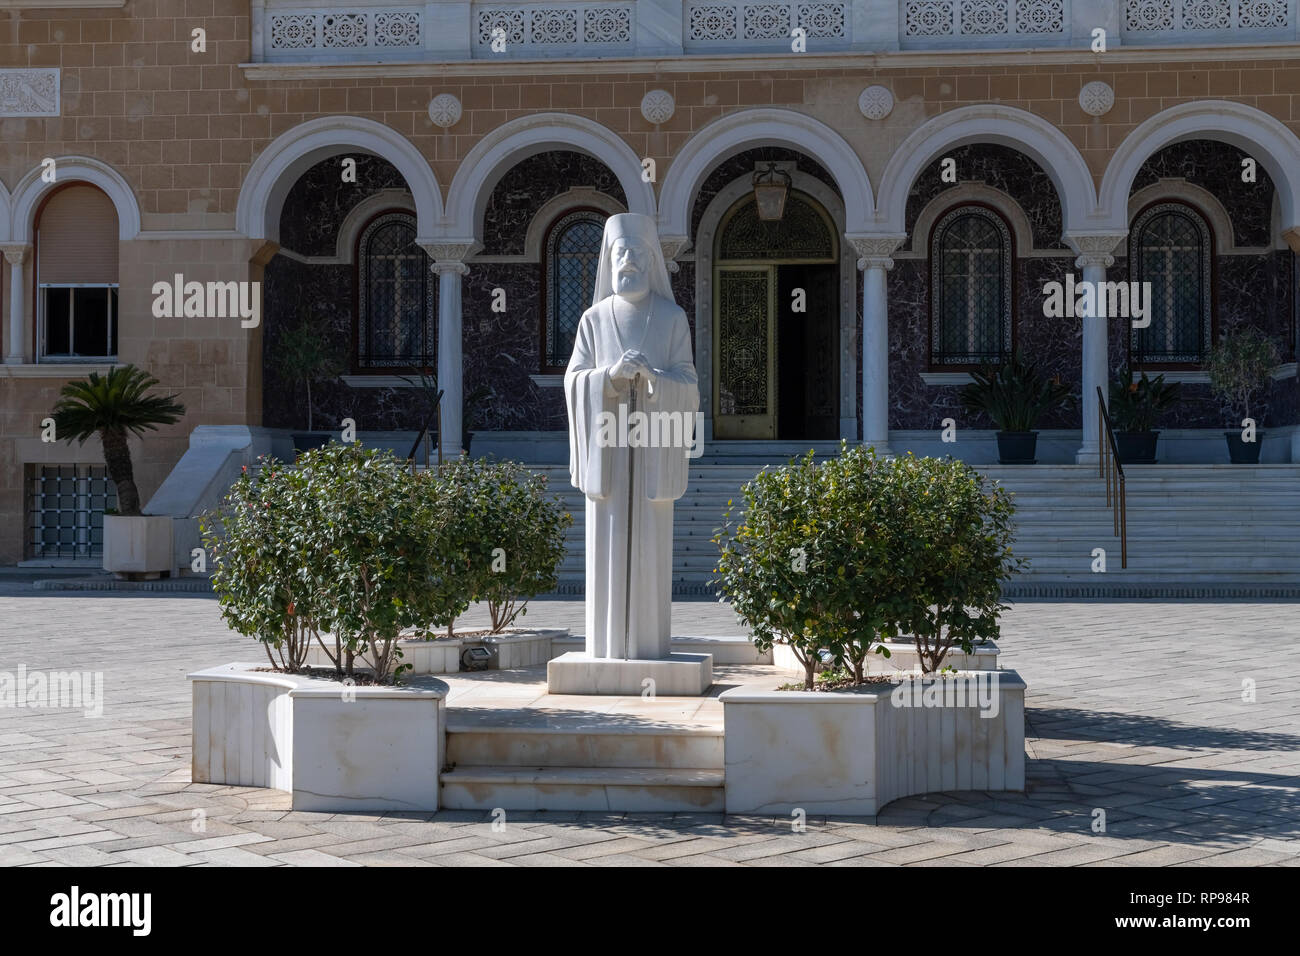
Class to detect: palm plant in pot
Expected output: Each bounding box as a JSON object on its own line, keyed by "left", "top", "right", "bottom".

{"left": 960, "top": 352, "right": 1073, "bottom": 464}
{"left": 1107, "top": 368, "right": 1180, "bottom": 464}
{"left": 1206, "top": 326, "right": 1280, "bottom": 464}
{"left": 51, "top": 365, "right": 185, "bottom": 576}
{"left": 274, "top": 314, "right": 343, "bottom": 454}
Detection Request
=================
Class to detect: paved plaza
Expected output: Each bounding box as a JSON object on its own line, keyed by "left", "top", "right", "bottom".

{"left": 1, "top": 587, "right": 1298, "bottom": 867}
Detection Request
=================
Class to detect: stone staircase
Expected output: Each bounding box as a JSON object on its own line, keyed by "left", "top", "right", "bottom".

{"left": 531, "top": 452, "right": 1300, "bottom": 598}
{"left": 439, "top": 721, "right": 726, "bottom": 812}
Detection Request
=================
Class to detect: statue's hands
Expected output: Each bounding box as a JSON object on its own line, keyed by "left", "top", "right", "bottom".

{"left": 611, "top": 349, "right": 655, "bottom": 385}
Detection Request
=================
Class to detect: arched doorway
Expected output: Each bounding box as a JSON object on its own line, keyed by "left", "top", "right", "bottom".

{"left": 713, "top": 189, "right": 839, "bottom": 439}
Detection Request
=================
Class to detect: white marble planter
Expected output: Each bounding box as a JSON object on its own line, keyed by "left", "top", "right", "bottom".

{"left": 103, "top": 515, "right": 173, "bottom": 577}
{"left": 301, "top": 628, "right": 569, "bottom": 675}
{"left": 772, "top": 639, "right": 998, "bottom": 675}
{"left": 721, "top": 669, "right": 1026, "bottom": 815}
{"left": 189, "top": 662, "right": 447, "bottom": 812}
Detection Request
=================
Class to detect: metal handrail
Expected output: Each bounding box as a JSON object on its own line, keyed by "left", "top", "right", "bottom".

{"left": 1095, "top": 386, "right": 1127, "bottom": 569}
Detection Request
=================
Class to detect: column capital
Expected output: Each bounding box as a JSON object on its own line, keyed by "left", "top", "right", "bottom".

{"left": 1065, "top": 231, "right": 1127, "bottom": 269}
{"left": 847, "top": 233, "right": 905, "bottom": 271}
{"left": 659, "top": 235, "right": 689, "bottom": 274}
{"left": 417, "top": 239, "right": 477, "bottom": 271}
{"left": 430, "top": 260, "right": 470, "bottom": 277}
{"left": 1282, "top": 226, "right": 1300, "bottom": 255}
{"left": 1, "top": 243, "right": 31, "bottom": 266}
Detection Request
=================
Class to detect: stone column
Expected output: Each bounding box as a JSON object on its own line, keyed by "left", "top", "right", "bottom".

{"left": 2, "top": 244, "right": 30, "bottom": 365}
{"left": 849, "top": 235, "right": 904, "bottom": 453}
{"left": 432, "top": 258, "right": 469, "bottom": 456}
{"left": 1067, "top": 233, "right": 1127, "bottom": 465}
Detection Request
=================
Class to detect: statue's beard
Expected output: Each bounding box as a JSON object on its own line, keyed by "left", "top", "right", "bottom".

{"left": 615, "top": 269, "right": 649, "bottom": 299}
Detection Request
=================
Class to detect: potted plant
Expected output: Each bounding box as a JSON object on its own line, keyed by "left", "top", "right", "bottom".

{"left": 713, "top": 445, "right": 1027, "bottom": 815}
{"left": 273, "top": 315, "right": 342, "bottom": 453}
{"left": 1207, "top": 327, "right": 1280, "bottom": 464}
{"left": 959, "top": 352, "right": 1073, "bottom": 464}
{"left": 51, "top": 365, "right": 185, "bottom": 578}
{"left": 1107, "top": 368, "right": 1181, "bottom": 464}
{"left": 399, "top": 367, "right": 443, "bottom": 466}
{"left": 433, "top": 457, "right": 572, "bottom": 636}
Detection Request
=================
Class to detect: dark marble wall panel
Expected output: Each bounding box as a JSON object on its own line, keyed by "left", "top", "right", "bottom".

{"left": 480, "top": 151, "right": 627, "bottom": 256}
{"left": 462, "top": 263, "right": 567, "bottom": 432}
{"left": 278, "top": 155, "right": 408, "bottom": 257}
{"left": 885, "top": 254, "right": 1079, "bottom": 430}
{"left": 689, "top": 148, "right": 839, "bottom": 239}
{"left": 1131, "top": 141, "right": 1274, "bottom": 248}
{"left": 904, "top": 145, "right": 1066, "bottom": 251}
{"left": 261, "top": 255, "right": 435, "bottom": 432}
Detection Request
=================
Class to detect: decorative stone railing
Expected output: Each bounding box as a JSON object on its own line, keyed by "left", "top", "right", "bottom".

{"left": 683, "top": 1, "right": 852, "bottom": 49}
{"left": 901, "top": 0, "right": 1068, "bottom": 41}
{"left": 247, "top": 0, "right": 1299, "bottom": 63}
{"left": 1122, "top": 0, "right": 1292, "bottom": 38}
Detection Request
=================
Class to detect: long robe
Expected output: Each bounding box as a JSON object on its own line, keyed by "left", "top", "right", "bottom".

{"left": 564, "top": 294, "right": 700, "bottom": 660}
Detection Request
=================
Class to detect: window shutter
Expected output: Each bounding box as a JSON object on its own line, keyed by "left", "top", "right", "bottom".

{"left": 37, "top": 185, "right": 119, "bottom": 286}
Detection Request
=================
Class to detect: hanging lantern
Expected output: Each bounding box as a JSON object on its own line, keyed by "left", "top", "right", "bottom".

{"left": 752, "top": 163, "right": 791, "bottom": 221}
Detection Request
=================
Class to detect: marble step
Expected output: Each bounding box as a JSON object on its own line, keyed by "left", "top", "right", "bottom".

{"left": 445, "top": 725, "right": 724, "bottom": 770}
{"left": 439, "top": 766, "right": 725, "bottom": 812}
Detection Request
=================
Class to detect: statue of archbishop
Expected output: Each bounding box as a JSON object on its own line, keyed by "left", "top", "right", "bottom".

{"left": 564, "top": 213, "right": 700, "bottom": 661}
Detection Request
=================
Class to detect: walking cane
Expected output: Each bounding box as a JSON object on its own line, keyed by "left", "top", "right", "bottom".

{"left": 622, "top": 371, "right": 638, "bottom": 661}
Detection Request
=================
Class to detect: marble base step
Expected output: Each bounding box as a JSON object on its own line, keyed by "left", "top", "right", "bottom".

{"left": 546, "top": 651, "right": 713, "bottom": 696}
{"left": 439, "top": 766, "right": 725, "bottom": 812}
{"left": 446, "top": 725, "right": 724, "bottom": 770}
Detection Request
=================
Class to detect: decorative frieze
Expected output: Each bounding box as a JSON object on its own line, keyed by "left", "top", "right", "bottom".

{"left": 0, "top": 68, "right": 59, "bottom": 117}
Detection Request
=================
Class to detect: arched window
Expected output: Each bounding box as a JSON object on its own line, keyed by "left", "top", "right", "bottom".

{"left": 929, "top": 204, "right": 1013, "bottom": 368}
{"left": 36, "top": 184, "right": 120, "bottom": 361}
{"left": 542, "top": 210, "right": 605, "bottom": 373}
{"left": 1129, "top": 201, "right": 1213, "bottom": 366}
{"left": 356, "top": 211, "right": 434, "bottom": 371}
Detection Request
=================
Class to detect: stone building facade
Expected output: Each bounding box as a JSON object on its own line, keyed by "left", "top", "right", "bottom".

{"left": 2, "top": 0, "right": 1299, "bottom": 564}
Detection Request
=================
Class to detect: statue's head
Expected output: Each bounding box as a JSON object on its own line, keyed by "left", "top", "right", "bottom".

{"left": 611, "top": 236, "right": 651, "bottom": 299}
{"left": 595, "top": 213, "right": 669, "bottom": 306}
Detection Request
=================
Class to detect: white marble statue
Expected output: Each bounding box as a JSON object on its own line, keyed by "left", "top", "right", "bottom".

{"left": 565, "top": 213, "right": 700, "bottom": 661}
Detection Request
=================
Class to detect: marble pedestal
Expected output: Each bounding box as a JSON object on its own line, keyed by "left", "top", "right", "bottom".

{"left": 547, "top": 651, "right": 713, "bottom": 696}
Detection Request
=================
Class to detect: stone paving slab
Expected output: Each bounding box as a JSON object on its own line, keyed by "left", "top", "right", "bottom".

{"left": 1, "top": 591, "right": 1299, "bottom": 866}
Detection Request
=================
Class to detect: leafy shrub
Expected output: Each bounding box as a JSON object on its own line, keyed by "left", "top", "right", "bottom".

{"left": 960, "top": 352, "right": 1072, "bottom": 433}
{"left": 713, "top": 444, "right": 1021, "bottom": 686}
{"left": 432, "top": 457, "right": 572, "bottom": 633}
{"left": 1207, "top": 326, "right": 1280, "bottom": 425}
{"left": 882, "top": 453, "right": 1021, "bottom": 674}
{"left": 1108, "top": 369, "right": 1180, "bottom": 433}
{"left": 203, "top": 443, "right": 467, "bottom": 680}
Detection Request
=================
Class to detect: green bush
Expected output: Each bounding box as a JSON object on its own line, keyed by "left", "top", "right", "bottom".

{"left": 713, "top": 444, "right": 1021, "bottom": 686}
{"left": 203, "top": 443, "right": 467, "bottom": 680}
{"left": 432, "top": 457, "right": 573, "bottom": 633}
{"left": 959, "top": 351, "right": 1072, "bottom": 433}
{"left": 1207, "top": 326, "right": 1280, "bottom": 425}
